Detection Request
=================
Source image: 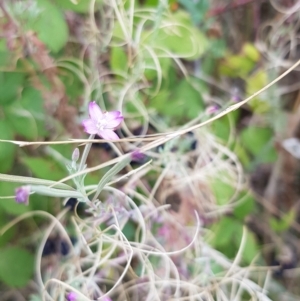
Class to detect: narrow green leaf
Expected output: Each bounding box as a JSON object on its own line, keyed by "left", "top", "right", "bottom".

{"left": 93, "top": 155, "right": 131, "bottom": 200}
{"left": 243, "top": 232, "right": 259, "bottom": 264}
{"left": 0, "top": 173, "right": 74, "bottom": 191}
{"left": 22, "top": 157, "right": 67, "bottom": 182}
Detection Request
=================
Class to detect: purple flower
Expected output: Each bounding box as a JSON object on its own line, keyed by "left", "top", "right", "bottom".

{"left": 15, "top": 186, "right": 30, "bottom": 205}
{"left": 82, "top": 101, "right": 123, "bottom": 140}
{"left": 231, "top": 95, "right": 241, "bottom": 103}
{"left": 67, "top": 292, "right": 77, "bottom": 301}
{"left": 131, "top": 149, "right": 145, "bottom": 162}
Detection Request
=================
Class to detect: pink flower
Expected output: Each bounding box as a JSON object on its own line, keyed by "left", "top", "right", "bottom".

{"left": 15, "top": 186, "right": 30, "bottom": 205}
{"left": 82, "top": 101, "right": 123, "bottom": 140}
{"left": 205, "top": 105, "right": 219, "bottom": 115}
{"left": 67, "top": 292, "right": 77, "bottom": 301}
{"left": 158, "top": 225, "right": 170, "bottom": 238}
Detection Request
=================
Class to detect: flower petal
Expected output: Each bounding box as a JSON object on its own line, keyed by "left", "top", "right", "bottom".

{"left": 106, "top": 110, "right": 122, "bottom": 121}
{"left": 88, "top": 101, "right": 103, "bottom": 120}
{"left": 98, "top": 129, "right": 120, "bottom": 140}
{"left": 67, "top": 292, "right": 78, "bottom": 301}
{"left": 82, "top": 119, "right": 98, "bottom": 134}
{"left": 106, "top": 116, "right": 124, "bottom": 129}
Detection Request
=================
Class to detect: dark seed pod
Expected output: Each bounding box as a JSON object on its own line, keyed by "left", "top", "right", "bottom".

{"left": 91, "top": 135, "right": 112, "bottom": 152}
{"left": 65, "top": 198, "right": 78, "bottom": 211}
{"left": 186, "top": 132, "right": 198, "bottom": 150}
{"left": 60, "top": 240, "right": 70, "bottom": 256}
{"left": 65, "top": 198, "right": 85, "bottom": 214}
{"left": 190, "top": 139, "right": 197, "bottom": 150}
{"left": 42, "top": 238, "right": 57, "bottom": 256}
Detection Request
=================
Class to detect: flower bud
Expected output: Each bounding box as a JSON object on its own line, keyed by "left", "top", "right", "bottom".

{"left": 131, "top": 149, "right": 145, "bottom": 162}
{"left": 205, "top": 105, "right": 219, "bottom": 115}
{"left": 15, "top": 186, "right": 30, "bottom": 205}
{"left": 72, "top": 148, "right": 80, "bottom": 162}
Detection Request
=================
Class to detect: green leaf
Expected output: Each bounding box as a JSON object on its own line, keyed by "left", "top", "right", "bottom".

{"left": 21, "top": 87, "right": 47, "bottom": 136}
{"left": 211, "top": 117, "right": 230, "bottom": 142}
{"left": 0, "top": 247, "right": 34, "bottom": 287}
{"left": 50, "top": 143, "right": 74, "bottom": 161}
{"left": 219, "top": 55, "right": 255, "bottom": 77}
{"left": 243, "top": 231, "right": 259, "bottom": 264}
{"left": 242, "top": 43, "right": 260, "bottom": 62}
{"left": 172, "top": 78, "right": 204, "bottom": 119}
{"left": 149, "top": 78, "right": 204, "bottom": 121}
{"left": 143, "top": 11, "right": 208, "bottom": 60}
{"left": 0, "top": 210, "right": 16, "bottom": 247}
{"left": 122, "top": 221, "right": 136, "bottom": 241}
{"left": 143, "top": 0, "right": 177, "bottom": 7}
{"left": 211, "top": 111, "right": 239, "bottom": 142}
{"left": 149, "top": 90, "right": 171, "bottom": 114}
{"left": 212, "top": 218, "right": 242, "bottom": 248}
{"left": 211, "top": 218, "right": 258, "bottom": 263}
{"left": 110, "top": 47, "right": 128, "bottom": 73}
{"left": 0, "top": 72, "right": 25, "bottom": 106}
{"left": 247, "top": 70, "right": 270, "bottom": 113}
{"left": 0, "top": 119, "right": 17, "bottom": 173}
{"left": 144, "top": 56, "right": 171, "bottom": 81}
{"left": 59, "top": 69, "right": 84, "bottom": 101}
{"left": 233, "top": 194, "right": 255, "bottom": 220}
{"left": 54, "top": 0, "right": 103, "bottom": 13}
{"left": 234, "top": 140, "right": 251, "bottom": 168}
{"left": 22, "top": 157, "right": 67, "bottom": 182}
{"left": 4, "top": 103, "right": 38, "bottom": 140}
{"left": 0, "top": 40, "right": 12, "bottom": 67}
{"left": 210, "top": 173, "right": 235, "bottom": 205}
{"left": 178, "top": 0, "right": 209, "bottom": 25}
{"left": 26, "top": 0, "right": 69, "bottom": 52}
{"left": 240, "top": 126, "right": 272, "bottom": 155}
{"left": 270, "top": 210, "right": 296, "bottom": 233}
{"left": 240, "top": 126, "right": 277, "bottom": 163}
{"left": 207, "top": 38, "right": 227, "bottom": 59}
{"left": 28, "top": 194, "right": 51, "bottom": 213}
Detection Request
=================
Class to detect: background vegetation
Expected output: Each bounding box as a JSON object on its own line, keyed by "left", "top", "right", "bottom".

{"left": 0, "top": 0, "right": 300, "bottom": 300}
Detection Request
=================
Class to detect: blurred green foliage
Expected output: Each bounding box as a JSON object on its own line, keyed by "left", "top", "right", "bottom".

{"left": 0, "top": 246, "right": 34, "bottom": 287}
{"left": 0, "top": 0, "right": 286, "bottom": 291}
